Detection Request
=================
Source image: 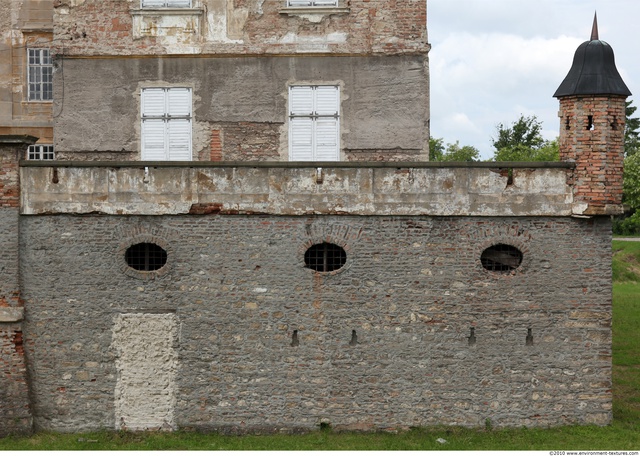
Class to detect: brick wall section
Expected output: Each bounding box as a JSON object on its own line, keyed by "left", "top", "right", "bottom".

{"left": 0, "top": 140, "right": 32, "bottom": 436}
{"left": 209, "top": 129, "right": 222, "bottom": 161}
{"left": 0, "top": 323, "right": 32, "bottom": 437}
{"left": 558, "top": 95, "right": 626, "bottom": 214}
{"left": 345, "top": 148, "right": 423, "bottom": 162}
{"left": 53, "top": 0, "right": 428, "bottom": 56}
{"left": 21, "top": 215, "right": 612, "bottom": 431}
{"left": 213, "top": 122, "right": 281, "bottom": 161}
{"left": 0, "top": 148, "right": 20, "bottom": 209}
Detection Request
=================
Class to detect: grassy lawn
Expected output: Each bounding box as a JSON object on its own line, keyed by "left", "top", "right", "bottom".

{"left": 2, "top": 242, "right": 639, "bottom": 450}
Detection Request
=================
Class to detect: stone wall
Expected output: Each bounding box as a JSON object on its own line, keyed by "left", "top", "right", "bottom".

{"left": 53, "top": 0, "right": 428, "bottom": 56}
{"left": 20, "top": 214, "right": 612, "bottom": 431}
{"left": 0, "top": 138, "right": 34, "bottom": 437}
{"left": 52, "top": 55, "right": 429, "bottom": 161}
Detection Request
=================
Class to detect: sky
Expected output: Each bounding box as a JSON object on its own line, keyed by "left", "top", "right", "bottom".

{"left": 428, "top": 0, "right": 639, "bottom": 159}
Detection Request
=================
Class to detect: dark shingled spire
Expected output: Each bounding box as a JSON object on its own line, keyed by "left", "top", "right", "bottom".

{"left": 590, "top": 12, "right": 599, "bottom": 41}
{"left": 553, "top": 13, "right": 631, "bottom": 98}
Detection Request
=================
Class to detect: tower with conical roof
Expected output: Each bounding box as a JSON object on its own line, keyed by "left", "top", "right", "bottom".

{"left": 554, "top": 14, "right": 631, "bottom": 215}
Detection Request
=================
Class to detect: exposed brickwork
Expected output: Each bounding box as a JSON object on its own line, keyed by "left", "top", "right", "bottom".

{"left": 0, "top": 139, "right": 32, "bottom": 437}
{"left": 212, "top": 122, "right": 281, "bottom": 161}
{"left": 209, "top": 129, "right": 222, "bottom": 161}
{"left": 21, "top": 214, "right": 612, "bottom": 431}
{"left": 345, "top": 148, "right": 423, "bottom": 161}
{"left": 54, "top": 151, "right": 139, "bottom": 161}
{"left": 558, "top": 95, "right": 626, "bottom": 214}
{"left": 0, "top": 324, "right": 32, "bottom": 437}
{"left": 53, "top": 0, "right": 428, "bottom": 57}
{"left": 0, "top": 148, "right": 20, "bottom": 208}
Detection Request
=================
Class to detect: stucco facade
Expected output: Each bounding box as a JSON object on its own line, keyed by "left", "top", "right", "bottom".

{"left": 0, "top": 1, "right": 53, "bottom": 143}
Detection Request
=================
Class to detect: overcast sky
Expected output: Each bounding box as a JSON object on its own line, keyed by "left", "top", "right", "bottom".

{"left": 428, "top": 0, "right": 638, "bottom": 159}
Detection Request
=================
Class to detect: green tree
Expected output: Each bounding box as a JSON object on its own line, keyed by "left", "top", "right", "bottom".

{"left": 493, "top": 140, "right": 559, "bottom": 162}
{"left": 429, "top": 137, "right": 480, "bottom": 162}
{"left": 429, "top": 137, "right": 445, "bottom": 161}
{"left": 491, "top": 115, "right": 558, "bottom": 161}
{"left": 625, "top": 100, "right": 640, "bottom": 157}
{"left": 614, "top": 152, "right": 640, "bottom": 234}
{"left": 440, "top": 141, "right": 480, "bottom": 162}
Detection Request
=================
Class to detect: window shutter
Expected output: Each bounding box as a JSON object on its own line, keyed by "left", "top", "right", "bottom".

{"left": 141, "top": 88, "right": 166, "bottom": 117}
{"left": 166, "top": 0, "right": 191, "bottom": 7}
{"left": 312, "top": 0, "right": 338, "bottom": 6}
{"left": 314, "top": 118, "right": 339, "bottom": 161}
{"left": 142, "top": 119, "right": 167, "bottom": 160}
{"left": 141, "top": 0, "right": 166, "bottom": 7}
{"left": 167, "top": 88, "right": 191, "bottom": 117}
{"left": 315, "top": 86, "right": 339, "bottom": 116}
{"left": 290, "top": 118, "right": 314, "bottom": 161}
{"left": 289, "top": 86, "right": 314, "bottom": 116}
{"left": 167, "top": 119, "right": 192, "bottom": 160}
{"left": 287, "top": 0, "right": 312, "bottom": 6}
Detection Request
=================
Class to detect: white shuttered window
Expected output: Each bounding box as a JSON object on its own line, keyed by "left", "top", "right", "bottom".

{"left": 141, "top": 0, "right": 192, "bottom": 7}
{"left": 141, "top": 88, "right": 192, "bottom": 161}
{"left": 287, "top": 0, "right": 338, "bottom": 6}
{"left": 289, "top": 85, "right": 339, "bottom": 161}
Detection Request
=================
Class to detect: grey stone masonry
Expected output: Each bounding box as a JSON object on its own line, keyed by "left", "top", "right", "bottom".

{"left": 20, "top": 214, "right": 612, "bottom": 432}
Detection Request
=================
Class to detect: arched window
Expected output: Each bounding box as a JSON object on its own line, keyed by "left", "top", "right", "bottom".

{"left": 480, "top": 244, "right": 523, "bottom": 272}
{"left": 125, "top": 243, "right": 168, "bottom": 271}
{"left": 304, "top": 243, "right": 346, "bottom": 272}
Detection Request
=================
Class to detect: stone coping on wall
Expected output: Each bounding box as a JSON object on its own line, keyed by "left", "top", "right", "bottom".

{"left": 20, "top": 162, "right": 575, "bottom": 217}
{"left": 20, "top": 160, "right": 574, "bottom": 169}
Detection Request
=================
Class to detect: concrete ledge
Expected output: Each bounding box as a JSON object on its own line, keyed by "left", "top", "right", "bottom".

{"left": 19, "top": 160, "right": 575, "bottom": 169}
{"left": 0, "top": 307, "right": 24, "bottom": 323}
{"left": 21, "top": 164, "right": 574, "bottom": 217}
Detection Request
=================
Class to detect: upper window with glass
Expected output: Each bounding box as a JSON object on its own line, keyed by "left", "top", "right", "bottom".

{"left": 141, "top": 0, "right": 191, "bottom": 7}
{"left": 28, "top": 49, "right": 52, "bottom": 102}
{"left": 286, "top": 0, "right": 338, "bottom": 6}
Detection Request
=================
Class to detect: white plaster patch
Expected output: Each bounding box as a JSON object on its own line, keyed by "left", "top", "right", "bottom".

{"left": 112, "top": 313, "right": 178, "bottom": 431}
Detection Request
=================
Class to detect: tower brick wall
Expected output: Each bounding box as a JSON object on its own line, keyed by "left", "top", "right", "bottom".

{"left": 558, "top": 95, "right": 626, "bottom": 215}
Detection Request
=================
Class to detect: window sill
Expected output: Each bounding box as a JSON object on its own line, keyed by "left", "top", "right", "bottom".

{"left": 130, "top": 8, "right": 204, "bottom": 38}
{"left": 130, "top": 7, "right": 204, "bottom": 16}
{"left": 279, "top": 7, "right": 350, "bottom": 16}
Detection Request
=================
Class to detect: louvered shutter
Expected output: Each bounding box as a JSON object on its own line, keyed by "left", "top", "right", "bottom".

{"left": 166, "top": 88, "right": 191, "bottom": 160}
{"left": 314, "top": 86, "right": 339, "bottom": 161}
{"left": 167, "top": 88, "right": 191, "bottom": 117}
{"left": 315, "top": 118, "right": 339, "bottom": 161}
{"left": 141, "top": 88, "right": 166, "bottom": 117}
{"left": 315, "top": 85, "right": 339, "bottom": 116}
{"left": 289, "top": 86, "right": 314, "bottom": 116}
{"left": 141, "top": 0, "right": 166, "bottom": 8}
{"left": 288, "top": 85, "right": 339, "bottom": 161}
{"left": 141, "top": 88, "right": 192, "bottom": 161}
{"left": 142, "top": 119, "right": 167, "bottom": 160}
{"left": 166, "top": 0, "right": 191, "bottom": 7}
{"left": 287, "top": 0, "right": 312, "bottom": 5}
{"left": 290, "top": 118, "right": 314, "bottom": 161}
{"left": 312, "top": 0, "right": 338, "bottom": 6}
{"left": 167, "top": 120, "right": 191, "bottom": 160}
{"left": 141, "top": 88, "right": 167, "bottom": 160}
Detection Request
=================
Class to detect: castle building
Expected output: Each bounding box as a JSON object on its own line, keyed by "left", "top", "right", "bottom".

{"left": 0, "top": 3, "right": 631, "bottom": 434}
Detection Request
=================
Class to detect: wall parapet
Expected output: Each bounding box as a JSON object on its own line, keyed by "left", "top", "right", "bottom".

{"left": 21, "top": 161, "right": 576, "bottom": 217}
